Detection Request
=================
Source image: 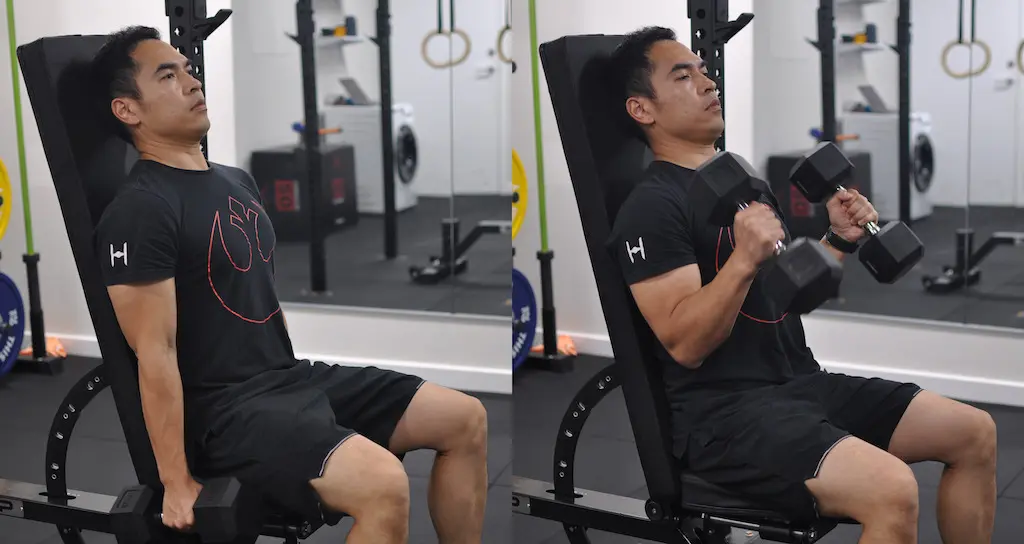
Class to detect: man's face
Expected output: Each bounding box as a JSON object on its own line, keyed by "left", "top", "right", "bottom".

{"left": 626, "top": 40, "right": 723, "bottom": 146}
{"left": 112, "top": 39, "right": 210, "bottom": 144}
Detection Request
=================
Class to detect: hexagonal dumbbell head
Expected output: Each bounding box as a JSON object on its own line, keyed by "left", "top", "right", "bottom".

{"left": 692, "top": 151, "right": 770, "bottom": 227}
{"left": 859, "top": 221, "right": 925, "bottom": 284}
{"left": 192, "top": 479, "right": 258, "bottom": 540}
{"left": 788, "top": 141, "right": 855, "bottom": 203}
{"left": 762, "top": 238, "right": 843, "bottom": 314}
{"left": 110, "top": 485, "right": 156, "bottom": 544}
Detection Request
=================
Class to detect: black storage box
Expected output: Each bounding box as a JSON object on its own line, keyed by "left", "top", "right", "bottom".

{"left": 250, "top": 143, "right": 358, "bottom": 242}
{"left": 766, "top": 149, "right": 872, "bottom": 240}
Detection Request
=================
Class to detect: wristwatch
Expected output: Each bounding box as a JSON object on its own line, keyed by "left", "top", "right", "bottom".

{"left": 824, "top": 227, "right": 859, "bottom": 254}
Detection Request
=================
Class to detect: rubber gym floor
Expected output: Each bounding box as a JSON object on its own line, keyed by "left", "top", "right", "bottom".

{"left": 514, "top": 355, "right": 1024, "bottom": 543}
{"left": 0, "top": 357, "right": 512, "bottom": 543}
{"left": 274, "top": 194, "right": 511, "bottom": 317}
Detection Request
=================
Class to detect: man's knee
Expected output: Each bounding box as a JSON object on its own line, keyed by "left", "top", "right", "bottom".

{"left": 363, "top": 454, "right": 410, "bottom": 514}
{"left": 809, "top": 437, "right": 918, "bottom": 526}
{"left": 959, "top": 408, "right": 997, "bottom": 467}
{"left": 870, "top": 462, "right": 919, "bottom": 522}
{"left": 461, "top": 396, "right": 488, "bottom": 450}
{"left": 313, "top": 436, "right": 411, "bottom": 521}
{"left": 439, "top": 392, "right": 488, "bottom": 453}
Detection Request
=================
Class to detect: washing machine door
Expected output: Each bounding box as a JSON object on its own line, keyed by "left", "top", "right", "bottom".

{"left": 395, "top": 124, "right": 418, "bottom": 184}
{"left": 912, "top": 133, "right": 934, "bottom": 193}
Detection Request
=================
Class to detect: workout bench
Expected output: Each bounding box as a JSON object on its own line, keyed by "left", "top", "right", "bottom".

{"left": 510, "top": 34, "right": 858, "bottom": 543}
{"left": 0, "top": 34, "right": 327, "bottom": 543}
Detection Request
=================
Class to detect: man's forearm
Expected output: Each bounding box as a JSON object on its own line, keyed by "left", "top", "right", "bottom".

{"left": 669, "top": 256, "right": 757, "bottom": 366}
{"left": 137, "top": 348, "right": 191, "bottom": 488}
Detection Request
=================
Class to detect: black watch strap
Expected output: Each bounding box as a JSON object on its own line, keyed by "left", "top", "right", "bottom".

{"left": 825, "top": 227, "right": 859, "bottom": 254}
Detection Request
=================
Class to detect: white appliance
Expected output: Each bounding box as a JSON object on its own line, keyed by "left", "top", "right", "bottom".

{"left": 322, "top": 103, "right": 419, "bottom": 214}
{"left": 840, "top": 111, "right": 934, "bottom": 222}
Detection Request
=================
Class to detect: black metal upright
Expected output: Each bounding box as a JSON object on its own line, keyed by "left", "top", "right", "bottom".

{"left": 816, "top": 0, "right": 837, "bottom": 143}
{"left": 377, "top": 0, "right": 398, "bottom": 259}
{"left": 688, "top": 0, "right": 753, "bottom": 151}
{"left": 165, "top": 0, "right": 231, "bottom": 159}
{"left": 896, "top": 0, "right": 912, "bottom": 225}
{"left": 295, "top": 0, "right": 328, "bottom": 293}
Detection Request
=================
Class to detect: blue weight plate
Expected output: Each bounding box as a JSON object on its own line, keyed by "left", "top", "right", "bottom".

{"left": 512, "top": 268, "right": 537, "bottom": 371}
{"left": 0, "top": 272, "right": 24, "bottom": 378}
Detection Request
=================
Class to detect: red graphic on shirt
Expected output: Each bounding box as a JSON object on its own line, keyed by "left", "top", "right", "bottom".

{"left": 715, "top": 227, "right": 787, "bottom": 324}
{"left": 207, "top": 197, "right": 280, "bottom": 323}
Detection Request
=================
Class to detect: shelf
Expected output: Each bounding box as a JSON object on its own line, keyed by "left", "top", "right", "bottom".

{"left": 836, "top": 0, "right": 891, "bottom": 5}
{"left": 837, "top": 42, "right": 888, "bottom": 54}
{"left": 316, "top": 35, "right": 363, "bottom": 47}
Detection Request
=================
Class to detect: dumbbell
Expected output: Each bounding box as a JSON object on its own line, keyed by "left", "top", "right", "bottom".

{"left": 789, "top": 141, "right": 924, "bottom": 284}
{"left": 692, "top": 152, "right": 843, "bottom": 314}
{"left": 110, "top": 477, "right": 260, "bottom": 543}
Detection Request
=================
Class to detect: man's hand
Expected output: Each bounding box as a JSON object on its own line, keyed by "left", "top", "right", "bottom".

{"left": 732, "top": 202, "right": 786, "bottom": 272}
{"left": 825, "top": 188, "right": 878, "bottom": 243}
{"left": 162, "top": 478, "right": 203, "bottom": 532}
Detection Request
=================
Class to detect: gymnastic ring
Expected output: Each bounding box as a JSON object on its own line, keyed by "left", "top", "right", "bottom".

{"left": 940, "top": 40, "right": 992, "bottom": 79}
{"left": 1017, "top": 40, "right": 1024, "bottom": 75}
{"left": 420, "top": 29, "right": 473, "bottom": 69}
{"left": 497, "top": 25, "right": 513, "bottom": 64}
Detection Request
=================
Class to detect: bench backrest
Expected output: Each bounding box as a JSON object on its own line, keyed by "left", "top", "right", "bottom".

{"left": 18, "top": 35, "right": 159, "bottom": 488}
{"left": 538, "top": 35, "right": 682, "bottom": 507}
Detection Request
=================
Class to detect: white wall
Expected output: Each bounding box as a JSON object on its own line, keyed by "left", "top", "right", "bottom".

{"left": 231, "top": 0, "right": 508, "bottom": 196}
{"left": 750, "top": 0, "right": 823, "bottom": 175}
{"left": 511, "top": 0, "right": 755, "bottom": 342}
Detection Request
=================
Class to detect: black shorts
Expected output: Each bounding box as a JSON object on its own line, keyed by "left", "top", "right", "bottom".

{"left": 192, "top": 361, "right": 425, "bottom": 525}
{"left": 677, "top": 371, "right": 922, "bottom": 521}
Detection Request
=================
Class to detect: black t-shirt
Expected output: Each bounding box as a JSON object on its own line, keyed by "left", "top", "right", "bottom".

{"left": 607, "top": 161, "right": 820, "bottom": 407}
{"left": 95, "top": 160, "right": 295, "bottom": 424}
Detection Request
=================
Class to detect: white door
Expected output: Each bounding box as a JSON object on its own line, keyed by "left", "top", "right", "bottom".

{"left": 966, "top": 0, "right": 1019, "bottom": 206}
{"left": 450, "top": 0, "right": 507, "bottom": 195}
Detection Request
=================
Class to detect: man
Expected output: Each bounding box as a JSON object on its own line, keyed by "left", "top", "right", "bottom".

{"left": 91, "top": 26, "right": 487, "bottom": 544}
{"left": 607, "top": 26, "right": 997, "bottom": 544}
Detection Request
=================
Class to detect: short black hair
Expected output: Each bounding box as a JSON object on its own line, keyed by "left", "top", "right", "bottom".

{"left": 611, "top": 26, "right": 678, "bottom": 101}
{"left": 609, "top": 26, "right": 678, "bottom": 142}
{"left": 92, "top": 26, "right": 162, "bottom": 143}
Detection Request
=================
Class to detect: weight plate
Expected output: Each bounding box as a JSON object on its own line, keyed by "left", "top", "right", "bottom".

{"left": 0, "top": 272, "right": 25, "bottom": 378}
{"left": 512, "top": 268, "right": 537, "bottom": 371}
{"left": 0, "top": 159, "right": 12, "bottom": 242}
{"left": 512, "top": 149, "right": 528, "bottom": 240}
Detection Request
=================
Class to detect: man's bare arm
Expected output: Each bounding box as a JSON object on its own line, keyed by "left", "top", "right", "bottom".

{"left": 631, "top": 255, "right": 758, "bottom": 369}
{"left": 108, "top": 279, "right": 192, "bottom": 489}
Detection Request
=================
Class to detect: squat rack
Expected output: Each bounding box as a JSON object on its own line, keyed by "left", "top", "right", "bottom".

{"left": 293, "top": 0, "right": 398, "bottom": 295}
{"left": 808, "top": 0, "right": 913, "bottom": 225}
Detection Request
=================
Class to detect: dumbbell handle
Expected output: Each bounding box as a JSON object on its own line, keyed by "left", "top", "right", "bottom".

{"left": 835, "top": 185, "right": 881, "bottom": 236}
{"left": 736, "top": 201, "right": 785, "bottom": 255}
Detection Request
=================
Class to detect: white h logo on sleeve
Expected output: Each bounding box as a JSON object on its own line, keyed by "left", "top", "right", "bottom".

{"left": 625, "top": 237, "right": 645, "bottom": 263}
{"left": 110, "top": 242, "right": 129, "bottom": 267}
